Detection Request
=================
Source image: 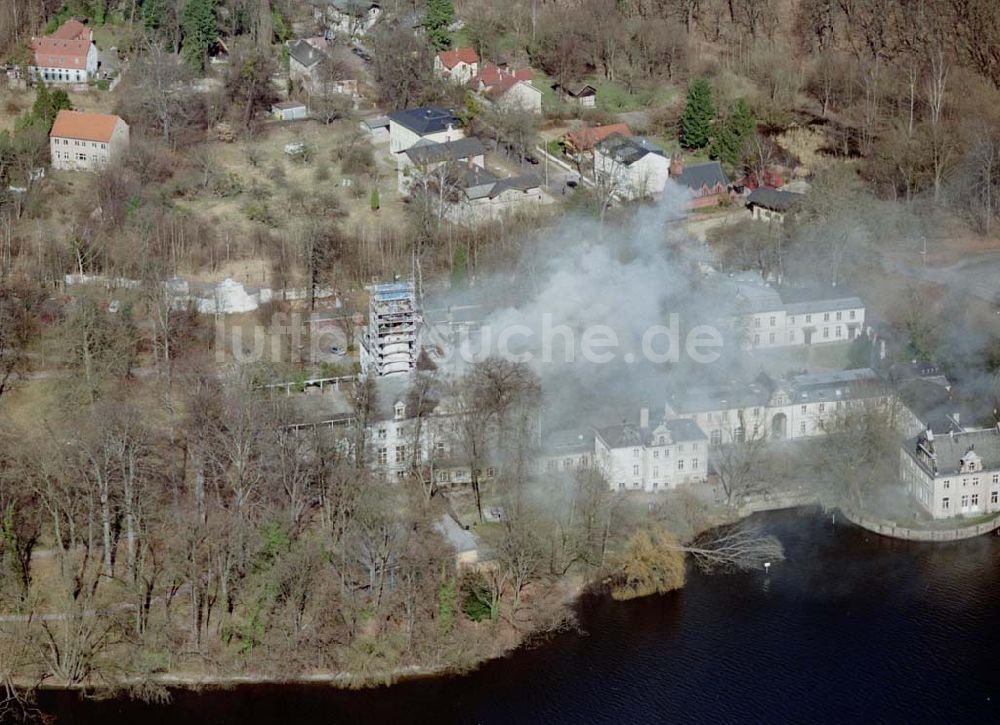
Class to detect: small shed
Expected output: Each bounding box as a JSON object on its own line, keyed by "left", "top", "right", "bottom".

{"left": 272, "top": 101, "right": 307, "bottom": 121}
{"left": 433, "top": 514, "right": 480, "bottom": 567}
{"left": 558, "top": 83, "right": 597, "bottom": 108}
{"left": 360, "top": 115, "right": 390, "bottom": 142}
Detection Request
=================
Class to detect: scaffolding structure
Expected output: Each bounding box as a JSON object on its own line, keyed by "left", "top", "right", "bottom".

{"left": 360, "top": 280, "right": 421, "bottom": 376}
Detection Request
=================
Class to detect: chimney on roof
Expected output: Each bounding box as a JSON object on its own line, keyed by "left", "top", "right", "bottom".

{"left": 669, "top": 152, "right": 684, "bottom": 177}
{"left": 640, "top": 407, "right": 649, "bottom": 430}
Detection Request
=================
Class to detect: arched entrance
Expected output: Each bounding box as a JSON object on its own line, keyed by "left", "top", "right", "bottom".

{"left": 771, "top": 413, "right": 787, "bottom": 440}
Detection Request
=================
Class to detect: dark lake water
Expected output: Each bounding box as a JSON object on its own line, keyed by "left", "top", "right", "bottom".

{"left": 38, "top": 508, "right": 1000, "bottom": 724}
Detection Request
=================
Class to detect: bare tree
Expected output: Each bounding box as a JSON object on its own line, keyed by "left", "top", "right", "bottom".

{"left": 684, "top": 522, "right": 785, "bottom": 572}
{"left": 714, "top": 412, "right": 771, "bottom": 506}
{"left": 0, "top": 280, "right": 44, "bottom": 401}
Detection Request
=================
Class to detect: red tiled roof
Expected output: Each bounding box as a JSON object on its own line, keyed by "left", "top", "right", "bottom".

{"left": 51, "top": 19, "right": 90, "bottom": 41}
{"left": 437, "top": 47, "right": 479, "bottom": 69}
{"left": 31, "top": 37, "right": 90, "bottom": 70}
{"left": 50, "top": 110, "right": 122, "bottom": 143}
{"left": 472, "top": 62, "right": 533, "bottom": 90}
{"left": 565, "top": 123, "right": 632, "bottom": 152}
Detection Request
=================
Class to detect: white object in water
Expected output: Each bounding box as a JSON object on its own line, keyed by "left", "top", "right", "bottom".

{"left": 763, "top": 562, "right": 771, "bottom": 574}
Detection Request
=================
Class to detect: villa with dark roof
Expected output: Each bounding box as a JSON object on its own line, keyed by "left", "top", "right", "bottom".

{"left": 593, "top": 133, "right": 671, "bottom": 200}
{"left": 387, "top": 106, "right": 463, "bottom": 153}
{"left": 902, "top": 426, "right": 1000, "bottom": 519}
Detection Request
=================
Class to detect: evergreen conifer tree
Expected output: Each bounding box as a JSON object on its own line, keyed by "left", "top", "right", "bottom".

{"left": 424, "top": 0, "right": 454, "bottom": 51}
{"left": 680, "top": 78, "right": 714, "bottom": 150}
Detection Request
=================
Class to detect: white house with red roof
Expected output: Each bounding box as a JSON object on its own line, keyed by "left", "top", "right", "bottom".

{"left": 435, "top": 47, "right": 479, "bottom": 83}
{"left": 49, "top": 110, "right": 129, "bottom": 171}
{"left": 469, "top": 62, "right": 542, "bottom": 114}
{"left": 28, "top": 19, "right": 98, "bottom": 84}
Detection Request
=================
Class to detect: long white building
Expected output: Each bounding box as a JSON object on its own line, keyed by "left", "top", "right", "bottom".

{"left": 719, "top": 272, "right": 866, "bottom": 349}
{"left": 664, "top": 368, "right": 887, "bottom": 445}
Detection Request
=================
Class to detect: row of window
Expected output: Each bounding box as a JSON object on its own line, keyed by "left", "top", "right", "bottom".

{"left": 55, "top": 138, "right": 108, "bottom": 150}
{"left": 545, "top": 455, "right": 590, "bottom": 473}
{"left": 941, "top": 473, "right": 1000, "bottom": 490}
{"left": 753, "top": 325, "right": 852, "bottom": 346}
{"left": 941, "top": 491, "right": 999, "bottom": 510}
{"left": 39, "top": 69, "right": 84, "bottom": 82}
{"left": 755, "top": 310, "right": 859, "bottom": 328}
{"left": 631, "top": 459, "right": 698, "bottom": 476}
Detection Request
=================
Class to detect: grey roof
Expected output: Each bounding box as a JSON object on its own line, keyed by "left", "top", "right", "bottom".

{"left": 597, "top": 416, "right": 707, "bottom": 447}
{"left": 388, "top": 106, "right": 460, "bottom": 135}
{"left": 559, "top": 83, "right": 596, "bottom": 97}
{"left": 287, "top": 39, "right": 325, "bottom": 68}
{"left": 456, "top": 166, "right": 501, "bottom": 199}
{"left": 489, "top": 172, "right": 541, "bottom": 198}
{"left": 905, "top": 427, "right": 1000, "bottom": 477}
{"left": 667, "top": 378, "right": 773, "bottom": 414}
{"left": 779, "top": 286, "right": 864, "bottom": 315}
{"left": 434, "top": 514, "right": 478, "bottom": 553}
{"left": 595, "top": 133, "right": 666, "bottom": 166}
{"left": 898, "top": 378, "right": 995, "bottom": 434}
{"left": 404, "top": 137, "right": 486, "bottom": 165}
{"left": 369, "top": 374, "right": 442, "bottom": 422}
{"left": 673, "top": 161, "right": 730, "bottom": 191}
{"left": 596, "top": 422, "right": 645, "bottom": 448}
{"left": 786, "top": 368, "right": 881, "bottom": 402}
{"left": 747, "top": 187, "right": 803, "bottom": 212}
{"left": 363, "top": 115, "right": 390, "bottom": 129}
{"left": 541, "top": 428, "right": 595, "bottom": 456}
{"left": 663, "top": 418, "right": 708, "bottom": 443}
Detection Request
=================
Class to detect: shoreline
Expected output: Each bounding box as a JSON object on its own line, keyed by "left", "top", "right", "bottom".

{"left": 22, "top": 504, "right": 999, "bottom": 697}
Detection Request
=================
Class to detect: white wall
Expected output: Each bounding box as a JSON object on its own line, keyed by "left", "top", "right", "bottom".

{"left": 389, "top": 121, "right": 465, "bottom": 154}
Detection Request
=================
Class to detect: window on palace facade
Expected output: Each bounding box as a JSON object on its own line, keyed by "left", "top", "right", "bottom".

{"left": 942, "top": 497, "right": 950, "bottom": 510}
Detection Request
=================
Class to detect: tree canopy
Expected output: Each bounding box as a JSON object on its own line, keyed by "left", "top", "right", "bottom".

{"left": 680, "top": 78, "right": 714, "bottom": 150}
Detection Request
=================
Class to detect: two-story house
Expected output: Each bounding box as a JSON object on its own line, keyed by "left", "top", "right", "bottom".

{"left": 593, "top": 133, "right": 671, "bottom": 200}
{"left": 594, "top": 409, "right": 708, "bottom": 492}
{"left": 387, "top": 106, "right": 463, "bottom": 154}
{"left": 435, "top": 47, "right": 479, "bottom": 83}
{"left": 49, "top": 110, "right": 129, "bottom": 172}
{"left": 397, "top": 136, "right": 486, "bottom": 193}
{"left": 721, "top": 272, "right": 866, "bottom": 349}
{"left": 901, "top": 427, "right": 1000, "bottom": 519}
{"left": 28, "top": 18, "right": 98, "bottom": 84}
{"left": 469, "top": 62, "right": 542, "bottom": 114}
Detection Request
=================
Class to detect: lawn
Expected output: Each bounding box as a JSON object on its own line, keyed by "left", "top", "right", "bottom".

{"left": 590, "top": 78, "right": 676, "bottom": 113}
